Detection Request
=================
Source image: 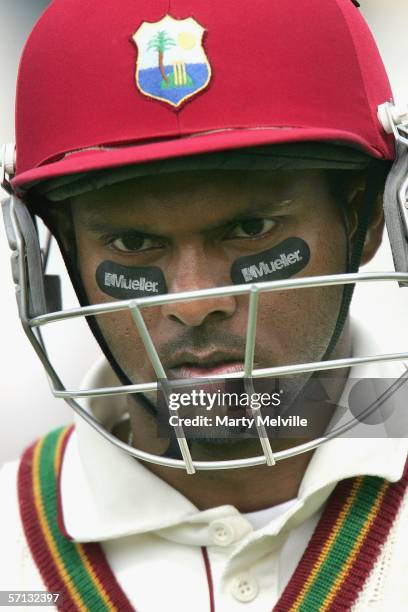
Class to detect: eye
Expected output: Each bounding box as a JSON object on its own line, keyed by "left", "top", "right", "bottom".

{"left": 109, "top": 233, "right": 162, "bottom": 253}
{"left": 226, "top": 218, "right": 277, "bottom": 239}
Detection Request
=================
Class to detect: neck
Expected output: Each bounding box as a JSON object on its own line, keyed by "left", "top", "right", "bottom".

{"left": 145, "top": 446, "right": 315, "bottom": 512}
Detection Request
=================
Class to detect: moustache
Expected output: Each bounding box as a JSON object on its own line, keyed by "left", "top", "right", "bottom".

{"left": 155, "top": 327, "right": 247, "bottom": 365}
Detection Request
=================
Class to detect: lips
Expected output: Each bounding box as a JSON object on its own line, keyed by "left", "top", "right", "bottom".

{"left": 169, "top": 360, "right": 245, "bottom": 380}
{"left": 166, "top": 350, "right": 246, "bottom": 380}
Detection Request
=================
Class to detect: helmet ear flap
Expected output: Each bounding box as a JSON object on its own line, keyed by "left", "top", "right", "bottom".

{"left": 2, "top": 196, "right": 62, "bottom": 317}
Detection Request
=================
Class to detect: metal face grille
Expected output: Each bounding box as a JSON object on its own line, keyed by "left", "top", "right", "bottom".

{"left": 7, "top": 197, "right": 408, "bottom": 473}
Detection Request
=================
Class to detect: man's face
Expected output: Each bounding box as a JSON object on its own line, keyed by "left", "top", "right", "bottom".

{"left": 70, "top": 168, "right": 350, "bottom": 435}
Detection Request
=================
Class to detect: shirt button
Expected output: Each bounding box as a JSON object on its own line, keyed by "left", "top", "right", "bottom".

{"left": 208, "top": 520, "right": 235, "bottom": 546}
{"left": 231, "top": 574, "right": 259, "bottom": 603}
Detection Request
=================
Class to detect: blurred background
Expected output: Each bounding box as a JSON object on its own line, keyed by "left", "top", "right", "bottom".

{"left": 1, "top": 0, "right": 408, "bottom": 466}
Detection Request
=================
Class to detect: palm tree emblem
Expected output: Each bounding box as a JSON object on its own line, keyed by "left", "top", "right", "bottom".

{"left": 134, "top": 15, "right": 212, "bottom": 108}
{"left": 147, "top": 30, "right": 177, "bottom": 85}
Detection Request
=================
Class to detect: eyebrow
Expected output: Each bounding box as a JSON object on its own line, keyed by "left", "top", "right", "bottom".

{"left": 79, "top": 198, "right": 295, "bottom": 235}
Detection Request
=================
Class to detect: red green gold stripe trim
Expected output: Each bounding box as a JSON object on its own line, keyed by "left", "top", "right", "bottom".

{"left": 274, "top": 462, "right": 408, "bottom": 611}
{"left": 18, "top": 426, "right": 134, "bottom": 612}
{"left": 19, "top": 437, "right": 78, "bottom": 610}
{"left": 56, "top": 426, "right": 75, "bottom": 540}
{"left": 327, "top": 467, "right": 408, "bottom": 611}
{"left": 318, "top": 480, "right": 388, "bottom": 611}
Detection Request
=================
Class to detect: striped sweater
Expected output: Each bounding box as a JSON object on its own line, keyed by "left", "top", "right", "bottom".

{"left": 1, "top": 427, "right": 408, "bottom": 611}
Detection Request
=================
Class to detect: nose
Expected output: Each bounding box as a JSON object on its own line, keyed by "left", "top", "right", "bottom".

{"left": 161, "top": 247, "right": 237, "bottom": 327}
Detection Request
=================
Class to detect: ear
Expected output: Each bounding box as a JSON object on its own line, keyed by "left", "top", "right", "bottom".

{"left": 344, "top": 180, "right": 384, "bottom": 267}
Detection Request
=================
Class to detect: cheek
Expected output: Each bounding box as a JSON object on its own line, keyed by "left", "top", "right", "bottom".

{"left": 256, "top": 284, "right": 342, "bottom": 365}
{"left": 77, "top": 252, "right": 159, "bottom": 381}
{"left": 254, "top": 222, "right": 348, "bottom": 364}
{"left": 304, "top": 215, "right": 348, "bottom": 275}
{"left": 94, "top": 308, "right": 163, "bottom": 382}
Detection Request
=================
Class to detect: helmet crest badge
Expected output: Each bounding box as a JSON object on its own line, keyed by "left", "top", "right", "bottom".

{"left": 133, "top": 15, "right": 212, "bottom": 109}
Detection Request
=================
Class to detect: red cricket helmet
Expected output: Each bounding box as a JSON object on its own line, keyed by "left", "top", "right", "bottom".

{"left": 12, "top": 0, "right": 394, "bottom": 194}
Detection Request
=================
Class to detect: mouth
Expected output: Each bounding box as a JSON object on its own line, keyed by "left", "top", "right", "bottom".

{"left": 167, "top": 352, "right": 246, "bottom": 380}
{"left": 169, "top": 361, "right": 245, "bottom": 380}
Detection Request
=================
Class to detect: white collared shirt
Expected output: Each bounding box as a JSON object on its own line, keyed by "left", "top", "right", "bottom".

{"left": 1, "top": 322, "right": 408, "bottom": 611}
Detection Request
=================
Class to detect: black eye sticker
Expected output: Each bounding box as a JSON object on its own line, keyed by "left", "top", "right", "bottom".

{"left": 231, "top": 237, "right": 310, "bottom": 284}
{"left": 96, "top": 261, "right": 167, "bottom": 299}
